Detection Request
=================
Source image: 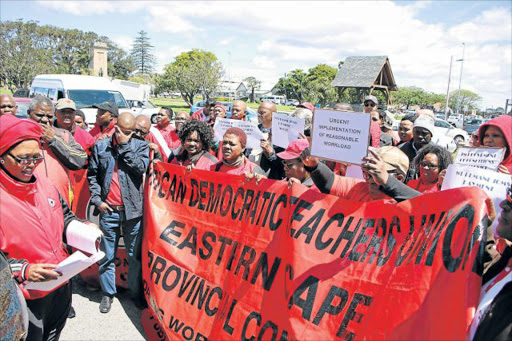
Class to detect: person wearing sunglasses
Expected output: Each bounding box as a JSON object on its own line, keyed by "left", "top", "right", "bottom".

{"left": 300, "top": 146, "right": 418, "bottom": 203}
{"left": 0, "top": 114, "right": 96, "bottom": 340}
{"left": 472, "top": 185, "right": 512, "bottom": 340}
{"left": 407, "top": 144, "right": 453, "bottom": 194}
{"left": 363, "top": 95, "right": 378, "bottom": 114}
{"left": 277, "top": 139, "right": 318, "bottom": 191}
{"left": 134, "top": 115, "right": 163, "bottom": 162}
{"left": 0, "top": 94, "right": 17, "bottom": 116}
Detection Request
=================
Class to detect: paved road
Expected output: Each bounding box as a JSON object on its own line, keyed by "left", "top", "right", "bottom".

{"left": 60, "top": 279, "right": 146, "bottom": 341}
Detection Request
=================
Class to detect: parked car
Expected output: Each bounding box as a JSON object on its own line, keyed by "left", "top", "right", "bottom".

{"left": 464, "top": 118, "right": 483, "bottom": 135}
{"left": 190, "top": 100, "right": 233, "bottom": 115}
{"left": 13, "top": 88, "right": 30, "bottom": 98}
{"left": 285, "top": 99, "right": 299, "bottom": 106}
{"left": 447, "top": 114, "right": 464, "bottom": 128}
{"left": 434, "top": 119, "right": 469, "bottom": 145}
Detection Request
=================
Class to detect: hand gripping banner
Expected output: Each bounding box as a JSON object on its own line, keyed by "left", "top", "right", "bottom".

{"left": 142, "top": 162, "right": 491, "bottom": 340}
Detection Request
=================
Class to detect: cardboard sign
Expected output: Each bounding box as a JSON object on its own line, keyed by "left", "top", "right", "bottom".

{"left": 143, "top": 162, "right": 490, "bottom": 340}
{"left": 455, "top": 147, "right": 505, "bottom": 171}
{"left": 271, "top": 113, "right": 305, "bottom": 149}
{"left": 213, "top": 118, "right": 264, "bottom": 150}
{"left": 442, "top": 164, "right": 512, "bottom": 235}
{"left": 311, "top": 110, "right": 371, "bottom": 165}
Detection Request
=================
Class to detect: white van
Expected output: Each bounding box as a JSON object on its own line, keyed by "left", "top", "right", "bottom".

{"left": 260, "top": 95, "right": 285, "bottom": 105}
{"left": 30, "top": 74, "right": 130, "bottom": 128}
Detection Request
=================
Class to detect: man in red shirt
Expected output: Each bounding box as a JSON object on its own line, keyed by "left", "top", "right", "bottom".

{"left": 90, "top": 102, "right": 118, "bottom": 141}
{"left": 154, "top": 106, "right": 180, "bottom": 150}
{"left": 191, "top": 98, "right": 216, "bottom": 124}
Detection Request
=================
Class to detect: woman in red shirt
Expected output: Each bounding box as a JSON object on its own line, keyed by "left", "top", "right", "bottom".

{"left": 407, "top": 144, "right": 453, "bottom": 194}
{"left": 169, "top": 120, "right": 218, "bottom": 170}
{"left": 211, "top": 127, "right": 265, "bottom": 176}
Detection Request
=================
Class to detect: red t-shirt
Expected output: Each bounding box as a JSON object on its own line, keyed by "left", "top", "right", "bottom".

{"left": 407, "top": 178, "right": 439, "bottom": 194}
{"left": 106, "top": 163, "right": 123, "bottom": 206}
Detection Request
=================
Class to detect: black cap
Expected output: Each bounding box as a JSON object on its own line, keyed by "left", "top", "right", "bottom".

{"left": 93, "top": 102, "right": 119, "bottom": 117}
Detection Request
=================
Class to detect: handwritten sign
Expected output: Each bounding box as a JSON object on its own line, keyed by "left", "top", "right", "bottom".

{"left": 213, "top": 118, "right": 264, "bottom": 150}
{"left": 442, "top": 164, "right": 512, "bottom": 235}
{"left": 455, "top": 146, "right": 505, "bottom": 171}
{"left": 271, "top": 113, "right": 305, "bottom": 148}
{"left": 311, "top": 110, "right": 371, "bottom": 165}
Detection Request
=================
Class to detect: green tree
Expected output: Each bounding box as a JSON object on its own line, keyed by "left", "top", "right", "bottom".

{"left": 162, "top": 49, "right": 222, "bottom": 106}
{"left": 130, "top": 30, "right": 156, "bottom": 76}
{"left": 243, "top": 76, "right": 261, "bottom": 102}
{"left": 449, "top": 89, "right": 482, "bottom": 113}
{"left": 0, "top": 20, "right": 136, "bottom": 91}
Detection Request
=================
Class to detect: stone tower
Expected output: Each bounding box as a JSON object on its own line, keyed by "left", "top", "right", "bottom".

{"left": 89, "top": 42, "right": 108, "bottom": 77}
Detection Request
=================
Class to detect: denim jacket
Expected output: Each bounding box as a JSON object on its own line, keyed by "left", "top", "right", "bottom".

{"left": 87, "top": 136, "right": 149, "bottom": 220}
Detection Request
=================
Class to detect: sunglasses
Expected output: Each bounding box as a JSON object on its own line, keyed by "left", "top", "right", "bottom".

{"left": 419, "top": 161, "right": 439, "bottom": 169}
{"left": 282, "top": 160, "right": 298, "bottom": 168}
{"left": 8, "top": 153, "right": 44, "bottom": 165}
{"left": 134, "top": 128, "right": 149, "bottom": 137}
{"left": 364, "top": 102, "right": 376, "bottom": 107}
{"left": 0, "top": 104, "right": 15, "bottom": 109}
{"left": 363, "top": 169, "right": 401, "bottom": 181}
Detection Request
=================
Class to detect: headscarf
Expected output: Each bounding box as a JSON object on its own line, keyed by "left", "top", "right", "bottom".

{"left": 478, "top": 115, "right": 512, "bottom": 172}
{"left": 0, "top": 114, "right": 42, "bottom": 156}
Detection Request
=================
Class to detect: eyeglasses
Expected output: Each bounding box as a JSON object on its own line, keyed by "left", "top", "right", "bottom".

{"left": 134, "top": 128, "right": 149, "bottom": 137}
{"left": 282, "top": 160, "right": 298, "bottom": 169}
{"left": 371, "top": 117, "right": 379, "bottom": 122}
{"left": 419, "top": 161, "right": 439, "bottom": 169}
{"left": 174, "top": 117, "right": 187, "bottom": 121}
{"left": 8, "top": 153, "right": 44, "bottom": 165}
{"left": 364, "top": 102, "right": 376, "bottom": 107}
{"left": 0, "top": 104, "right": 15, "bottom": 109}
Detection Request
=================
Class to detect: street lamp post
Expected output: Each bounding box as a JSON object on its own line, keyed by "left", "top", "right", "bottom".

{"left": 455, "top": 43, "right": 465, "bottom": 115}
{"left": 444, "top": 56, "right": 453, "bottom": 120}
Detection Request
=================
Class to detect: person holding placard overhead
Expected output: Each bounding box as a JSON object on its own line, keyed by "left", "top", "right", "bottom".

{"left": 478, "top": 115, "right": 512, "bottom": 174}
{"left": 407, "top": 144, "right": 453, "bottom": 194}
{"left": 300, "top": 145, "right": 417, "bottom": 202}
{"left": 0, "top": 114, "right": 94, "bottom": 340}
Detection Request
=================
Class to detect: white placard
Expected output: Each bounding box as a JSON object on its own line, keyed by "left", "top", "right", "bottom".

{"left": 311, "top": 110, "right": 371, "bottom": 165}
{"left": 345, "top": 165, "right": 364, "bottom": 179}
{"left": 271, "top": 113, "right": 305, "bottom": 149}
{"left": 455, "top": 147, "right": 505, "bottom": 172}
{"left": 213, "top": 118, "right": 264, "bottom": 150}
{"left": 441, "top": 164, "right": 512, "bottom": 236}
{"left": 24, "top": 221, "right": 105, "bottom": 291}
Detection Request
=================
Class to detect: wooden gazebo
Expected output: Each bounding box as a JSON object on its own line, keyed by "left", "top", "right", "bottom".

{"left": 331, "top": 56, "right": 397, "bottom": 106}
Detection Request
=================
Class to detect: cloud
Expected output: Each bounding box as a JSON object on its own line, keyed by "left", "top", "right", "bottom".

{"left": 154, "top": 46, "right": 191, "bottom": 73}
{"left": 35, "top": 0, "right": 511, "bottom": 107}
{"left": 111, "top": 36, "right": 133, "bottom": 52}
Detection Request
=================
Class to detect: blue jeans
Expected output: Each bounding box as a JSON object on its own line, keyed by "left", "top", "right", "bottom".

{"left": 98, "top": 210, "right": 142, "bottom": 298}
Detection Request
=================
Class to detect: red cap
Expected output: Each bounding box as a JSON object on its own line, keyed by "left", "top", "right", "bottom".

{"left": 277, "top": 139, "right": 309, "bottom": 160}
{"left": 0, "top": 114, "right": 42, "bottom": 156}
{"left": 297, "top": 102, "right": 315, "bottom": 113}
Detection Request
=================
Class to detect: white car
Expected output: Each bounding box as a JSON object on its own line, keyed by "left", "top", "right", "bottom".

{"left": 434, "top": 119, "right": 469, "bottom": 150}
{"left": 447, "top": 114, "right": 464, "bottom": 128}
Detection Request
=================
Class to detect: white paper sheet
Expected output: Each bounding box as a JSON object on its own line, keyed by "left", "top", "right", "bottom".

{"left": 24, "top": 221, "right": 104, "bottom": 291}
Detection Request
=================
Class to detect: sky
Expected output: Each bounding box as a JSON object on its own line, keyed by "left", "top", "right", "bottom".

{"left": 1, "top": 0, "right": 511, "bottom": 108}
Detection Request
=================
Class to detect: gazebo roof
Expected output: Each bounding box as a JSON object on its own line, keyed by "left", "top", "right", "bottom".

{"left": 331, "top": 56, "right": 397, "bottom": 91}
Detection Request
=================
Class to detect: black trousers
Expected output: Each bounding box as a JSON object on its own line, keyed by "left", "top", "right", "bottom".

{"left": 26, "top": 283, "right": 71, "bottom": 341}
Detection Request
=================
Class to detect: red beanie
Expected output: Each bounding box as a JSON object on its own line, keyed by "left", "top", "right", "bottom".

{"left": 0, "top": 114, "right": 43, "bottom": 156}
{"left": 225, "top": 127, "right": 247, "bottom": 148}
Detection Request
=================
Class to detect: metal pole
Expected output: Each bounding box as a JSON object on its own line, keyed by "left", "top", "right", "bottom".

{"left": 445, "top": 56, "right": 453, "bottom": 120}
{"left": 455, "top": 43, "right": 465, "bottom": 115}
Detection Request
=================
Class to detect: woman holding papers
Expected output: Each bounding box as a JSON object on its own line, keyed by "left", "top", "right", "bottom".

{"left": 407, "top": 144, "right": 453, "bottom": 194}
{"left": 478, "top": 115, "right": 512, "bottom": 174}
{"left": 211, "top": 127, "right": 266, "bottom": 176}
{"left": 169, "top": 120, "right": 218, "bottom": 170}
{"left": 0, "top": 114, "right": 89, "bottom": 341}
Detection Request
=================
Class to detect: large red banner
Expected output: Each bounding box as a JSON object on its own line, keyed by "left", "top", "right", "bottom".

{"left": 142, "top": 162, "right": 490, "bottom": 340}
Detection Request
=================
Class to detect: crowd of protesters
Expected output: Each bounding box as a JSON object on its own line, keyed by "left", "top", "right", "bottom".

{"left": 0, "top": 90, "right": 511, "bottom": 341}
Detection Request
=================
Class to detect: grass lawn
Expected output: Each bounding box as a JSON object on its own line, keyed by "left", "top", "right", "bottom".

{"left": 1, "top": 89, "right": 13, "bottom": 95}
{"left": 150, "top": 97, "right": 295, "bottom": 113}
